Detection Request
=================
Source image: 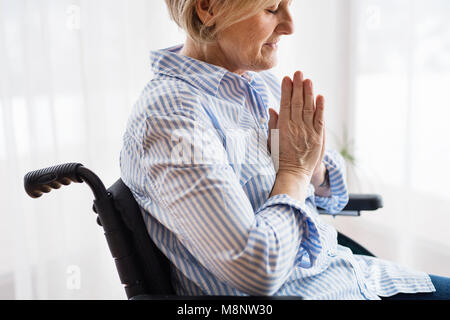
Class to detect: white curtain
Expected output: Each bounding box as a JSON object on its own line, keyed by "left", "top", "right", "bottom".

{"left": 0, "top": 0, "right": 185, "bottom": 299}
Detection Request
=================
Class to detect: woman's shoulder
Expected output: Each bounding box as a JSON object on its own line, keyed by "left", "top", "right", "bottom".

{"left": 135, "top": 77, "right": 207, "bottom": 117}
{"left": 125, "top": 77, "right": 215, "bottom": 136}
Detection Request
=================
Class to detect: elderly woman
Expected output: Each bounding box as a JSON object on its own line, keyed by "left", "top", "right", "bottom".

{"left": 120, "top": 0, "right": 448, "bottom": 299}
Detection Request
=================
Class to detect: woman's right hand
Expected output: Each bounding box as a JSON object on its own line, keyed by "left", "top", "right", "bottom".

{"left": 269, "top": 71, "right": 325, "bottom": 182}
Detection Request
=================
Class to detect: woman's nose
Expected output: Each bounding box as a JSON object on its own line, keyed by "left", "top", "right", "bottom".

{"left": 277, "top": 11, "right": 295, "bottom": 35}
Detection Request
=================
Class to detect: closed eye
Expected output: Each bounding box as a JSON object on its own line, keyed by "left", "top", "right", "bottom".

{"left": 266, "top": 3, "right": 280, "bottom": 14}
{"left": 266, "top": 8, "right": 279, "bottom": 14}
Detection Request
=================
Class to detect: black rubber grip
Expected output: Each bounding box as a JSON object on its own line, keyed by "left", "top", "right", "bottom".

{"left": 24, "top": 163, "right": 84, "bottom": 198}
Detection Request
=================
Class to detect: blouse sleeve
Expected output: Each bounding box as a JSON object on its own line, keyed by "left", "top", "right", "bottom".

{"left": 314, "top": 148, "right": 350, "bottom": 215}
{"left": 121, "top": 107, "right": 323, "bottom": 296}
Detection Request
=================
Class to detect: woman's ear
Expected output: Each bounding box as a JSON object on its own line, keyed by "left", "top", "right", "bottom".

{"left": 195, "top": 0, "right": 215, "bottom": 26}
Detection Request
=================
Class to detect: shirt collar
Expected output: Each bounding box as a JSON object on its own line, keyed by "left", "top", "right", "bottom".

{"left": 150, "top": 44, "right": 256, "bottom": 97}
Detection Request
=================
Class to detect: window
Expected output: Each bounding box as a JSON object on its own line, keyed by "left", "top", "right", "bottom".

{"left": 353, "top": 0, "right": 450, "bottom": 197}
{"left": 351, "top": 0, "right": 450, "bottom": 261}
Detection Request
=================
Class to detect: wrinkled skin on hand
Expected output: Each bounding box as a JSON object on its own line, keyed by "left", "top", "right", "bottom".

{"left": 268, "top": 71, "right": 325, "bottom": 181}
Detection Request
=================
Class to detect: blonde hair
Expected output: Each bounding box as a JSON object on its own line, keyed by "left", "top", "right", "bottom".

{"left": 165, "top": 0, "right": 277, "bottom": 44}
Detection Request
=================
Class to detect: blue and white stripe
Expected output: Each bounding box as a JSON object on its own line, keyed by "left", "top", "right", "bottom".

{"left": 120, "top": 44, "right": 435, "bottom": 299}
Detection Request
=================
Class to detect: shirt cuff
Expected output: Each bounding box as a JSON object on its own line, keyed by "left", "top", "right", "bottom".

{"left": 314, "top": 149, "right": 349, "bottom": 214}
{"left": 257, "top": 194, "right": 323, "bottom": 268}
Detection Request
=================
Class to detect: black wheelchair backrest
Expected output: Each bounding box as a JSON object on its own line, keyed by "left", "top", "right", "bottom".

{"left": 105, "top": 179, "right": 175, "bottom": 297}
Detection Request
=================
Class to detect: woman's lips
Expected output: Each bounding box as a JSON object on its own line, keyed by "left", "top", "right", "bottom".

{"left": 264, "top": 42, "right": 279, "bottom": 49}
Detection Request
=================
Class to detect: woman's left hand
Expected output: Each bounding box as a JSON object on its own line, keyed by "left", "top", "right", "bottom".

{"left": 268, "top": 91, "right": 327, "bottom": 181}
{"left": 267, "top": 77, "right": 328, "bottom": 187}
{"left": 269, "top": 106, "right": 330, "bottom": 194}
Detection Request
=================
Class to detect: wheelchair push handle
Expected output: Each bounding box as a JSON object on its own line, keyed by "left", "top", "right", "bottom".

{"left": 24, "top": 163, "right": 84, "bottom": 198}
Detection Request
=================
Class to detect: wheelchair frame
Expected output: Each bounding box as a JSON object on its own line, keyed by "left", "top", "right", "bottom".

{"left": 24, "top": 163, "right": 383, "bottom": 300}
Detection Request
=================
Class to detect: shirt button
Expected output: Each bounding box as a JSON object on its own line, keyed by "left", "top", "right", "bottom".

{"left": 241, "top": 73, "right": 252, "bottom": 82}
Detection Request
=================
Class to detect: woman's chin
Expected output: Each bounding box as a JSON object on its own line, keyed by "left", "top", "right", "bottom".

{"left": 261, "top": 56, "right": 278, "bottom": 70}
{"left": 246, "top": 52, "right": 278, "bottom": 72}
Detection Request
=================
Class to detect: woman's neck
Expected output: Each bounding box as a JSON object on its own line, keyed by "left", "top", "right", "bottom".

{"left": 179, "top": 38, "right": 246, "bottom": 76}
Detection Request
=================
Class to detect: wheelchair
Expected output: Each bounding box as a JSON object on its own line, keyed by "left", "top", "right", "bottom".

{"left": 24, "top": 163, "right": 383, "bottom": 300}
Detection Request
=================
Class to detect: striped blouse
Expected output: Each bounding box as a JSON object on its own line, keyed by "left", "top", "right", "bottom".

{"left": 120, "top": 44, "right": 435, "bottom": 299}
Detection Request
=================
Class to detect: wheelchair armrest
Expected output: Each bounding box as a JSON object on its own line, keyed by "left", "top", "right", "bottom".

{"left": 318, "top": 194, "right": 383, "bottom": 216}
{"left": 344, "top": 194, "right": 383, "bottom": 212}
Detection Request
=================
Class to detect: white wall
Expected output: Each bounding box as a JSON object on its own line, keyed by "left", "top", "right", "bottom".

{"left": 276, "top": 0, "right": 450, "bottom": 279}
{"left": 322, "top": 0, "right": 450, "bottom": 278}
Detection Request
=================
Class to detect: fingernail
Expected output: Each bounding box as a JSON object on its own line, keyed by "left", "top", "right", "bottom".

{"left": 283, "top": 77, "right": 292, "bottom": 88}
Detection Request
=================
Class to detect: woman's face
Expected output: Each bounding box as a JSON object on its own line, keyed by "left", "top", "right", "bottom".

{"left": 215, "top": 0, "right": 294, "bottom": 75}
